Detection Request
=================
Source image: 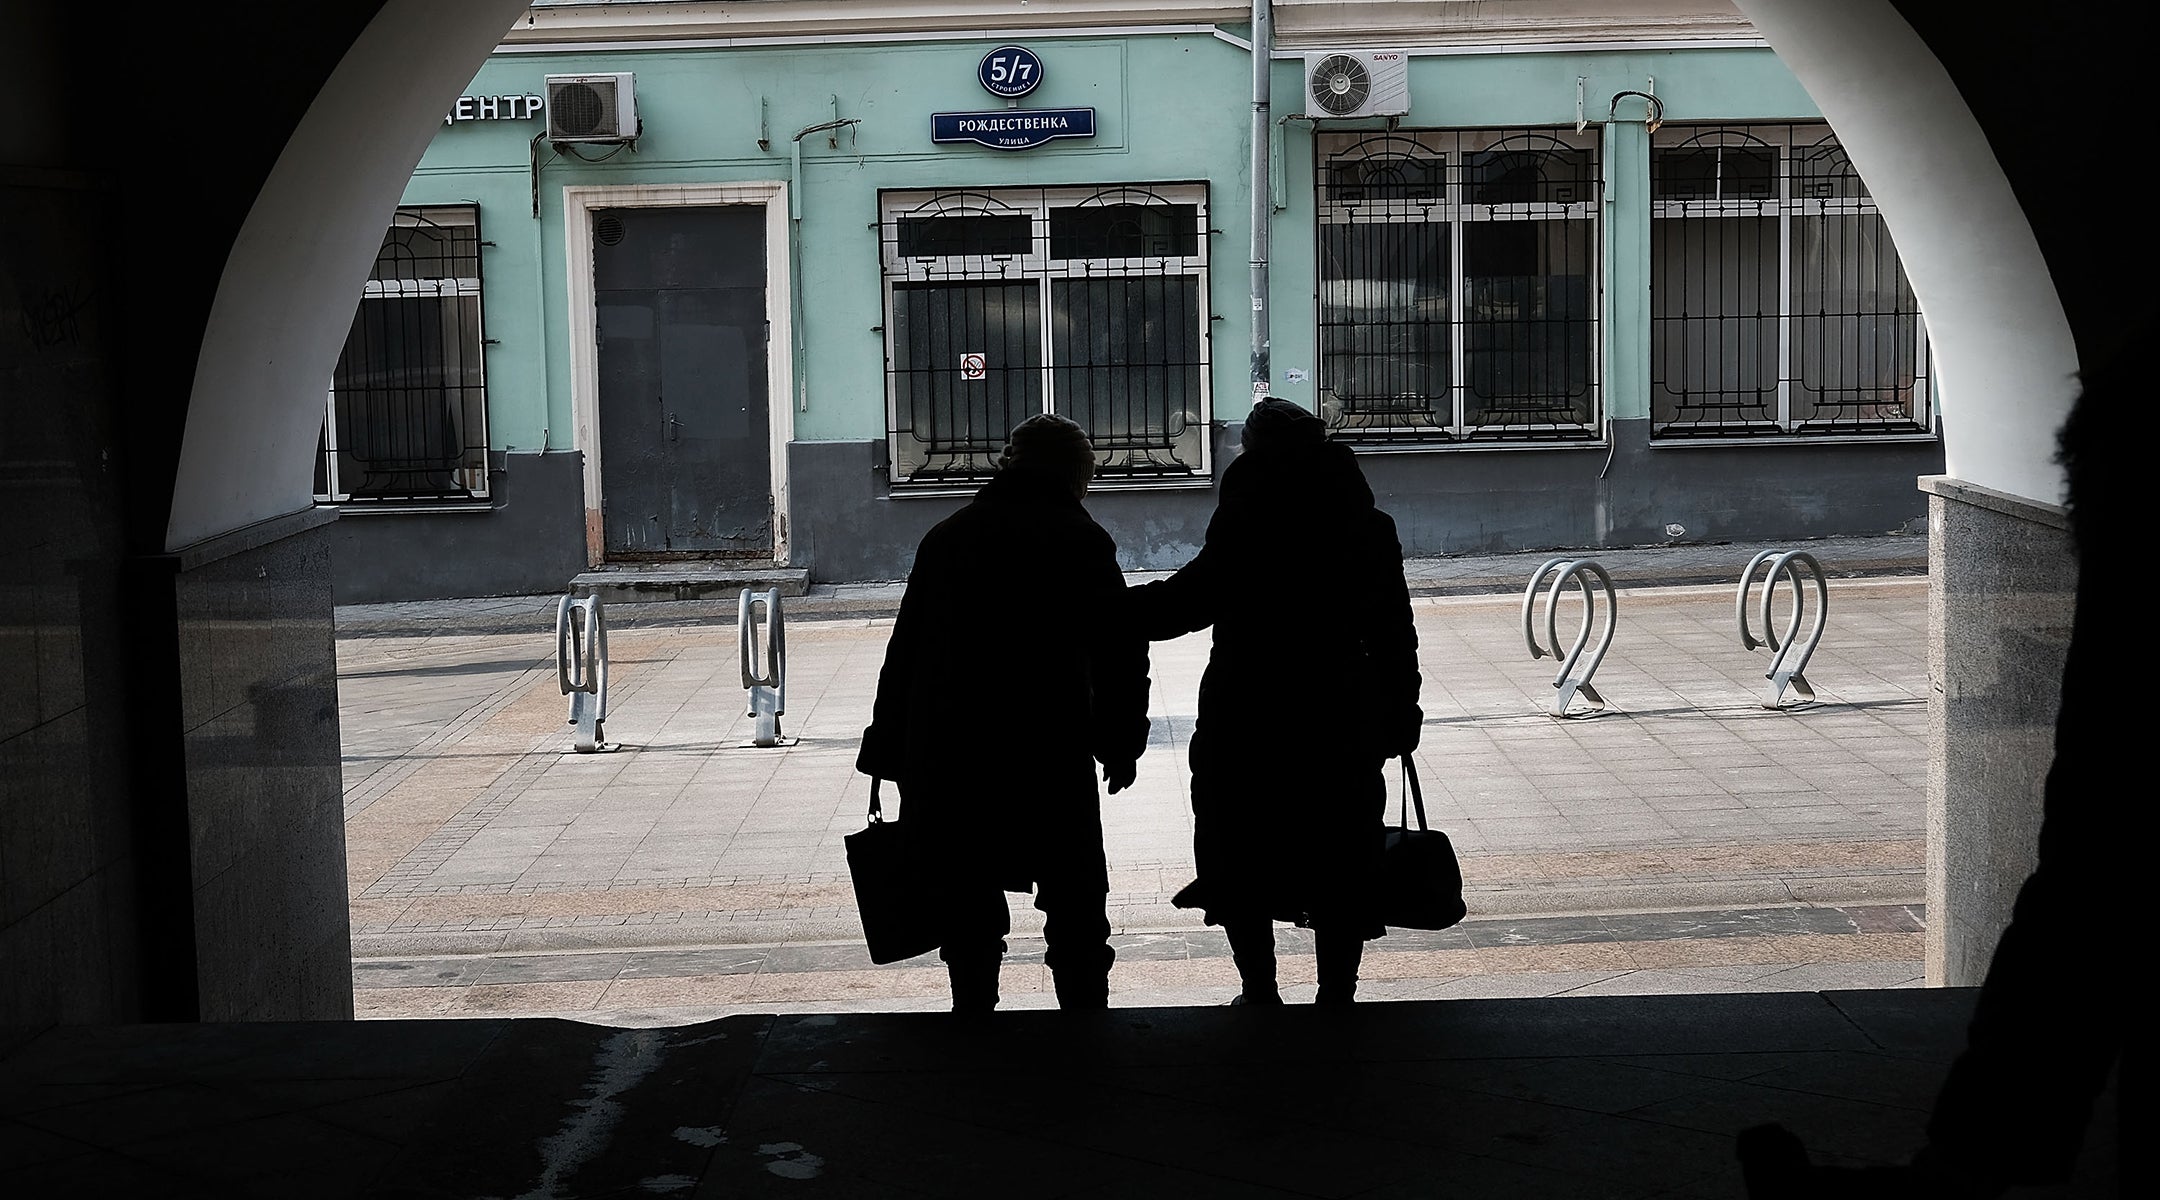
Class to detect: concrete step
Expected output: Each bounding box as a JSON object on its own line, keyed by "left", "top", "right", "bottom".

{"left": 569, "top": 562, "right": 810, "bottom": 604}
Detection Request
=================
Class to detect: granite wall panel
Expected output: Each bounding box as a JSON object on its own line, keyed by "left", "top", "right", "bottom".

{"left": 3, "top": 169, "right": 354, "bottom": 1034}
{"left": 0, "top": 173, "right": 142, "bottom": 1043}
{"left": 173, "top": 522, "right": 353, "bottom": 1021}
{"left": 1922, "top": 478, "right": 2076, "bottom": 986}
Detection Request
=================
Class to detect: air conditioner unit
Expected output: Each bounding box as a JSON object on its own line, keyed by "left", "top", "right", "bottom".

{"left": 545, "top": 73, "right": 638, "bottom": 142}
{"left": 1303, "top": 51, "right": 1411, "bottom": 120}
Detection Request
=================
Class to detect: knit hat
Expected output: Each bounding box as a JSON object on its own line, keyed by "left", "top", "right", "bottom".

{"left": 998, "top": 413, "right": 1096, "bottom": 481}
{"left": 1241, "top": 398, "right": 1328, "bottom": 454}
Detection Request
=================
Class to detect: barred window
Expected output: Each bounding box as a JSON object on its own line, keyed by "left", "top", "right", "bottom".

{"left": 879, "top": 185, "right": 1211, "bottom": 487}
{"left": 1317, "top": 130, "right": 1602, "bottom": 445}
{"left": 1650, "top": 125, "right": 1932, "bottom": 439}
{"left": 316, "top": 204, "right": 491, "bottom": 504}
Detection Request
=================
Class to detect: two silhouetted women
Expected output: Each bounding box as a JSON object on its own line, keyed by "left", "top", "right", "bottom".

{"left": 862, "top": 402, "right": 1419, "bottom": 1012}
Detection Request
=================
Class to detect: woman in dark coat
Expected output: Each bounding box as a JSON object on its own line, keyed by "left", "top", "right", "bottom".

{"left": 857, "top": 415, "right": 1151, "bottom": 1013}
{"left": 1127, "top": 399, "right": 1421, "bottom": 1005}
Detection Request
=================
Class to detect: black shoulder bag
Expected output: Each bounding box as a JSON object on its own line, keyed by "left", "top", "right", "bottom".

{"left": 1381, "top": 760, "right": 1467, "bottom": 931}
{"left": 844, "top": 778, "right": 942, "bottom": 964}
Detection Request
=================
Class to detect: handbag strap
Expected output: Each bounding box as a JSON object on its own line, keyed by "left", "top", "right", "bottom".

{"left": 1397, "top": 759, "right": 1428, "bottom": 832}
{"left": 868, "top": 777, "right": 885, "bottom": 823}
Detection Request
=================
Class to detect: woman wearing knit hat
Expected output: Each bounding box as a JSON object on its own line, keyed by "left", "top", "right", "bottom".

{"left": 1127, "top": 400, "right": 1423, "bottom": 1005}
{"left": 857, "top": 414, "right": 1152, "bottom": 1013}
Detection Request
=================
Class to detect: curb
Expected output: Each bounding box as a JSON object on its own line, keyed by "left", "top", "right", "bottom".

{"left": 335, "top": 557, "right": 1928, "bottom": 638}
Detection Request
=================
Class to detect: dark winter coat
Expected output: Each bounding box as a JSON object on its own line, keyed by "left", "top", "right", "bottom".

{"left": 856, "top": 467, "right": 1151, "bottom": 896}
{"left": 1127, "top": 439, "right": 1420, "bottom": 937}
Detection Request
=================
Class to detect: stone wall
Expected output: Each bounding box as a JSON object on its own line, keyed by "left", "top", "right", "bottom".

{"left": 1922, "top": 476, "right": 2076, "bottom": 985}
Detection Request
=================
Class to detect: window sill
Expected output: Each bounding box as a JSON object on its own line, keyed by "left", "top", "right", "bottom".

{"left": 319, "top": 500, "right": 495, "bottom": 516}
{"left": 884, "top": 475, "right": 1215, "bottom": 499}
{"left": 1335, "top": 439, "right": 1608, "bottom": 455}
{"left": 1647, "top": 432, "right": 1940, "bottom": 448}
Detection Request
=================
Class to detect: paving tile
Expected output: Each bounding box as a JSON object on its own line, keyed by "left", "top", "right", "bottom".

{"left": 451, "top": 980, "right": 611, "bottom": 1014}
{"left": 1619, "top": 1074, "right": 1928, "bottom": 1166}
{"left": 0, "top": 1147, "right": 225, "bottom": 1199}
{"left": 125, "top": 1110, "right": 406, "bottom": 1185}
{"left": 0, "top": 1081, "right": 159, "bottom": 1120}
{"left": 0, "top": 1113, "right": 98, "bottom": 1169}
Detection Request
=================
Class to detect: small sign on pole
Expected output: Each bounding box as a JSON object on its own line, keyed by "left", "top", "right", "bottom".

{"left": 960, "top": 352, "right": 987, "bottom": 381}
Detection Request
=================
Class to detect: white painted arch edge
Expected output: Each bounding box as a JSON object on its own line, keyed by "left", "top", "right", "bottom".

{"left": 167, "top": 0, "right": 533, "bottom": 552}
{"left": 1731, "top": 0, "right": 2078, "bottom": 507}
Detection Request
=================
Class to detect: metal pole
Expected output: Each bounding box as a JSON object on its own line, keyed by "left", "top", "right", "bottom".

{"left": 1249, "top": 0, "right": 1272, "bottom": 404}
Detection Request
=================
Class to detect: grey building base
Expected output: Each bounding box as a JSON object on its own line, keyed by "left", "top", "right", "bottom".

{"left": 1360, "top": 418, "right": 1944, "bottom": 555}
{"left": 328, "top": 450, "right": 590, "bottom": 604}
{"left": 1921, "top": 476, "right": 2074, "bottom": 987}
{"left": 787, "top": 435, "right": 1233, "bottom": 582}
{"left": 788, "top": 420, "right": 1942, "bottom": 581}
{"left": 1, "top": 169, "right": 357, "bottom": 1033}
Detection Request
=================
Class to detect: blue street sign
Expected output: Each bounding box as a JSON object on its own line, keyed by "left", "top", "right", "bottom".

{"left": 931, "top": 108, "right": 1096, "bottom": 151}
{"left": 977, "top": 45, "right": 1044, "bottom": 98}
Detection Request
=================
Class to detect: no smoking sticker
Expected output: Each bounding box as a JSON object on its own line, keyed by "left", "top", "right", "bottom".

{"left": 960, "top": 352, "right": 987, "bottom": 380}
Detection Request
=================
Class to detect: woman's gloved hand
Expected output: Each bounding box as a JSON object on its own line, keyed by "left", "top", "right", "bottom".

{"left": 1379, "top": 705, "right": 1424, "bottom": 759}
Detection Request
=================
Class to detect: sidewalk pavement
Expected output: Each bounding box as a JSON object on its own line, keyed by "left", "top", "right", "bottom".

{"left": 337, "top": 534, "right": 1931, "bottom": 1022}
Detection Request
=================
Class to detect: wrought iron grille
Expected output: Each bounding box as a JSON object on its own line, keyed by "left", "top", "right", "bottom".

{"left": 315, "top": 204, "right": 491, "bottom": 503}
{"left": 1650, "top": 124, "right": 1932, "bottom": 439}
{"left": 879, "top": 185, "right": 1211, "bottom": 486}
{"left": 1317, "top": 129, "right": 1602, "bottom": 445}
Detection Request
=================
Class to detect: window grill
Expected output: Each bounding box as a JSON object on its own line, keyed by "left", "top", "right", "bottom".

{"left": 879, "top": 184, "right": 1211, "bottom": 487}
{"left": 315, "top": 204, "right": 491, "bottom": 503}
{"left": 1650, "top": 124, "right": 1932, "bottom": 439}
{"left": 1316, "top": 129, "right": 1602, "bottom": 445}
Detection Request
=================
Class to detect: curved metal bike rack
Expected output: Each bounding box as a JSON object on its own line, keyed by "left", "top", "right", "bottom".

{"left": 556, "top": 594, "right": 610, "bottom": 753}
{"left": 740, "top": 587, "right": 788, "bottom": 747}
{"left": 1521, "top": 556, "right": 1618, "bottom": 718}
{"left": 1736, "top": 549, "right": 1828, "bottom": 708}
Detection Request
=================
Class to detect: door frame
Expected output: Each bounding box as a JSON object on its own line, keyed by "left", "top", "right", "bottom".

{"left": 565, "top": 182, "right": 794, "bottom": 566}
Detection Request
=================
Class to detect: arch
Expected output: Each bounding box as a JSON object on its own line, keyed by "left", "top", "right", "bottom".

{"left": 1731, "top": 0, "right": 2079, "bottom": 506}
{"left": 134, "top": 0, "right": 2097, "bottom": 1012}
{"left": 165, "top": 0, "right": 531, "bottom": 550}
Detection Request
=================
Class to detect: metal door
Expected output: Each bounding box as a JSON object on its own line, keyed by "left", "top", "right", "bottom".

{"left": 594, "top": 206, "right": 771, "bottom": 556}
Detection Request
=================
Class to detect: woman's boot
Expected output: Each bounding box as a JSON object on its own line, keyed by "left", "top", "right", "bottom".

{"left": 942, "top": 940, "right": 1004, "bottom": 1014}
{"left": 1049, "top": 942, "right": 1114, "bottom": 1010}
{"left": 1315, "top": 928, "right": 1364, "bottom": 1006}
{"left": 1225, "top": 920, "right": 1282, "bottom": 1005}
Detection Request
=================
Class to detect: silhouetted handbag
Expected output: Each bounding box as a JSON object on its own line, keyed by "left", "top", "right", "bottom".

{"left": 1382, "top": 760, "right": 1467, "bottom": 930}
{"left": 845, "top": 778, "right": 941, "bottom": 964}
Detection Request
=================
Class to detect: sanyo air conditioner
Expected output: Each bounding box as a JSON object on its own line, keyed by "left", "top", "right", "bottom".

{"left": 1303, "top": 51, "right": 1411, "bottom": 120}
{"left": 545, "top": 73, "right": 638, "bottom": 143}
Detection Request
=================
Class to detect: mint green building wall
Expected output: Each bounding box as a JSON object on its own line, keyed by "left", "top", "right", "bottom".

{"left": 410, "top": 40, "right": 1825, "bottom": 455}
{"left": 404, "top": 32, "right": 1257, "bottom": 453}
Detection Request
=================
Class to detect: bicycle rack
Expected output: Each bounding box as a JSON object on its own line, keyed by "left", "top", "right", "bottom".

{"left": 556, "top": 593, "right": 610, "bottom": 753}
{"left": 740, "top": 587, "right": 788, "bottom": 747}
{"left": 1522, "top": 556, "right": 1618, "bottom": 718}
{"left": 1736, "top": 550, "right": 1828, "bottom": 709}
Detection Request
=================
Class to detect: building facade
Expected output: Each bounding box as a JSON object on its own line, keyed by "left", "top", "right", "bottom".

{"left": 323, "top": 1, "right": 1943, "bottom": 600}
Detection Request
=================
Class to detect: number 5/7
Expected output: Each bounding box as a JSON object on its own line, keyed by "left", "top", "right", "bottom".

{"left": 988, "top": 55, "right": 1034, "bottom": 85}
